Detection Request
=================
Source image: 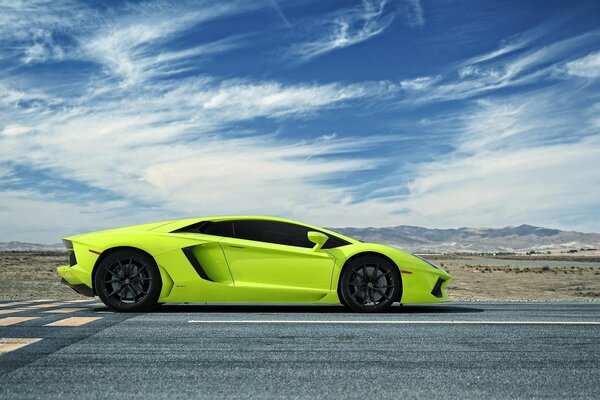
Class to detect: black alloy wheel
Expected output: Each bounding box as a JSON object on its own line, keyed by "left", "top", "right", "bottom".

{"left": 339, "top": 255, "right": 400, "bottom": 312}
{"left": 95, "top": 249, "right": 161, "bottom": 312}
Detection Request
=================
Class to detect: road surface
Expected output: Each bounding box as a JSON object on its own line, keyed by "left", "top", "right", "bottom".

{"left": 1, "top": 300, "right": 599, "bottom": 399}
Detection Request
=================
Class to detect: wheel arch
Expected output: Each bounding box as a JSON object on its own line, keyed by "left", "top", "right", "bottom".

{"left": 337, "top": 251, "right": 403, "bottom": 303}
{"left": 91, "top": 246, "right": 157, "bottom": 294}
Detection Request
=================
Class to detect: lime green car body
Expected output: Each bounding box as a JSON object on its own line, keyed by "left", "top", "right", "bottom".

{"left": 57, "top": 216, "right": 451, "bottom": 305}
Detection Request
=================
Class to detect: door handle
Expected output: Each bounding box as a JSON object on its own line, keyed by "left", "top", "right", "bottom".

{"left": 228, "top": 245, "right": 245, "bottom": 249}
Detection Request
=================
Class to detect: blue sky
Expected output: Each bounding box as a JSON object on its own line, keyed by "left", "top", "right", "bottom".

{"left": 1, "top": 0, "right": 600, "bottom": 242}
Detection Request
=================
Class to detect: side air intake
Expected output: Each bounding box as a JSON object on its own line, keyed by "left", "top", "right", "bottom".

{"left": 182, "top": 246, "right": 214, "bottom": 282}
{"left": 431, "top": 278, "right": 444, "bottom": 298}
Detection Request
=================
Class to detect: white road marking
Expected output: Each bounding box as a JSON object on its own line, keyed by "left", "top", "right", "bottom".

{"left": 188, "top": 320, "right": 600, "bottom": 325}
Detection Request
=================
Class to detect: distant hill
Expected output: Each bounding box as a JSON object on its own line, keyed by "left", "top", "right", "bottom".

{"left": 0, "top": 241, "right": 63, "bottom": 251}
{"left": 2, "top": 224, "right": 599, "bottom": 253}
{"left": 333, "top": 224, "right": 600, "bottom": 254}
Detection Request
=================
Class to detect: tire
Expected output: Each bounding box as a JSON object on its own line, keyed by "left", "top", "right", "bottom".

{"left": 95, "top": 249, "right": 162, "bottom": 312}
{"left": 339, "top": 255, "right": 401, "bottom": 313}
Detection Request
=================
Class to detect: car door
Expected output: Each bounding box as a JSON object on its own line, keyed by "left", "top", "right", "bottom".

{"left": 217, "top": 220, "right": 336, "bottom": 301}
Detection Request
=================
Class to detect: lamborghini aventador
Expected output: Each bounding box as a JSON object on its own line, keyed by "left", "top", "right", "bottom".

{"left": 57, "top": 216, "right": 451, "bottom": 312}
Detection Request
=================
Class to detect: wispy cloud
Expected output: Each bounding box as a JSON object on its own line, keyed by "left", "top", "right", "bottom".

{"left": 198, "top": 79, "right": 395, "bottom": 120}
{"left": 0, "top": 1, "right": 95, "bottom": 68}
{"left": 565, "top": 50, "right": 600, "bottom": 78}
{"left": 20, "top": 30, "right": 65, "bottom": 64}
{"left": 397, "top": 30, "right": 600, "bottom": 104}
{"left": 399, "top": 75, "right": 440, "bottom": 91}
{"left": 1, "top": 1, "right": 256, "bottom": 87}
{"left": 461, "top": 23, "right": 551, "bottom": 66}
{"left": 270, "top": 0, "right": 293, "bottom": 29}
{"left": 79, "top": 4, "right": 254, "bottom": 87}
{"left": 405, "top": 0, "right": 424, "bottom": 27}
{"left": 288, "top": 0, "right": 398, "bottom": 62}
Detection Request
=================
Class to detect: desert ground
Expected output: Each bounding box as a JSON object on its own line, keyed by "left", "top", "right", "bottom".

{"left": 0, "top": 251, "right": 599, "bottom": 301}
{"left": 426, "top": 254, "right": 600, "bottom": 301}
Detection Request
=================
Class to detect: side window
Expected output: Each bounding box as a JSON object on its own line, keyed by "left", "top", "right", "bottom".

{"left": 232, "top": 220, "right": 350, "bottom": 249}
{"left": 176, "top": 219, "right": 350, "bottom": 248}
{"left": 233, "top": 220, "right": 313, "bottom": 248}
{"left": 321, "top": 235, "right": 350, "bottom": 249}
{"left": 200, "top": 221, "right": 234, "bottom": 238}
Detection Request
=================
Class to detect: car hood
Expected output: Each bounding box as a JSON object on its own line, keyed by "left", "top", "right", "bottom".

{"left": 358, "top": 242, "right": 451, "bottom": 279}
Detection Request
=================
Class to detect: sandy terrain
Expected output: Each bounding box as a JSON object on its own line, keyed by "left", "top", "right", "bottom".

{"left": 428, "top": 255, "right": 600, "bottom": 301}
{"left": 0, "top": 252, "right": 78, "bottom": 300}
{"left": 0, "top": 251, "right": 599, "bottom": 301}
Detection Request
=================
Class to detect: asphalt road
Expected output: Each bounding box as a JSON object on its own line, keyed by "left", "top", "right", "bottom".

{"left": 0, "top": 300, "right": 599, "bottom": 399}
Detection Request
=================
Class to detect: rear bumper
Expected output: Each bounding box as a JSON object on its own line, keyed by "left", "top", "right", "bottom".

{"left": 60, "top": 278, "right": 95, "bottom": 297}
{"left": 57, "top": 265, "right": 95, "bottom": 297}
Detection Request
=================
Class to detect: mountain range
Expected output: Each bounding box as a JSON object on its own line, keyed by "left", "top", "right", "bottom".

{"left": 333, "top": 224, "right": 600, "bottom": 253}
{"left": 1, "top": 224, "right": 599, "bottom": 253}
{"left": 0, "top": 241, "right": 64, "bottom": 251}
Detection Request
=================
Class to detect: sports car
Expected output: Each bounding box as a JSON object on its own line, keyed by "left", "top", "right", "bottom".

{"left": 57, "top": 216, "right": 451, "bottom": 312}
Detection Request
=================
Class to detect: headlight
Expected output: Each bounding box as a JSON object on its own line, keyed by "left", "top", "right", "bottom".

{"left": 412, "top": 254, "right": 440, "bottom": 269}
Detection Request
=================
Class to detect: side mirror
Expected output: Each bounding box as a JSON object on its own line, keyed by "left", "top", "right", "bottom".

{"left": 307, "top": 231, "right": 329, "bottom": 251}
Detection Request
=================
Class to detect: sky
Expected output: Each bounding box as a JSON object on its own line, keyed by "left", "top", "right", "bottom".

{"left": 1, "top": 0, "right": 600, "bottom": 243}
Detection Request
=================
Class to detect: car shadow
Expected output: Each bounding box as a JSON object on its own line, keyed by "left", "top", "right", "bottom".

{"left": 98, "top": 303, "right": 483, "bottom": 314}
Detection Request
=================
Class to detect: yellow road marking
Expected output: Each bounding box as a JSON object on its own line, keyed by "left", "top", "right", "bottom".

{"left": 0, "top": 338, "right": 42, "bottom": 354}
{"left": 45, "top": 317, "right": 102, "bottom": 327}
{"left": 25, "top": 302, "right": 68, "bottom": 309}
{"left": 0, "top": 308, "right": 27, "bottom": 315}
{"left": 0, "top": 317, "right": 39, "bottom": 326}
{"left": 65, "top": 299, "right": 97, "bottom": 303}
{"left": 43, "top": 308, "right": 84, "bottom": 314}
{"left": 0, "top": 301, "right": 31, "bottom": 308}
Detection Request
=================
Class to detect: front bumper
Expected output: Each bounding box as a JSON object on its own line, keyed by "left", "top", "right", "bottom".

{"left": 400, "top": 268, "right": 451, "bottom": 304}
{"left": 430, "top": 276, "right": 450, "bottom": 300}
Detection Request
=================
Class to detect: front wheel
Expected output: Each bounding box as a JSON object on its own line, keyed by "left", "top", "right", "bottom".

{"left": 339, "top": 255, "right": 401, "bottom": 313}
{"left": 95, "top": 249, "right": 162, "bottom": 312}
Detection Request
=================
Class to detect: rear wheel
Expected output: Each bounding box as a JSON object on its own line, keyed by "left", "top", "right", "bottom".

{"left": 95, "top": 249, "right": 162, "bottom": 312}
{"left": 339, "top": 255, "right": 401, "bottom": 313}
